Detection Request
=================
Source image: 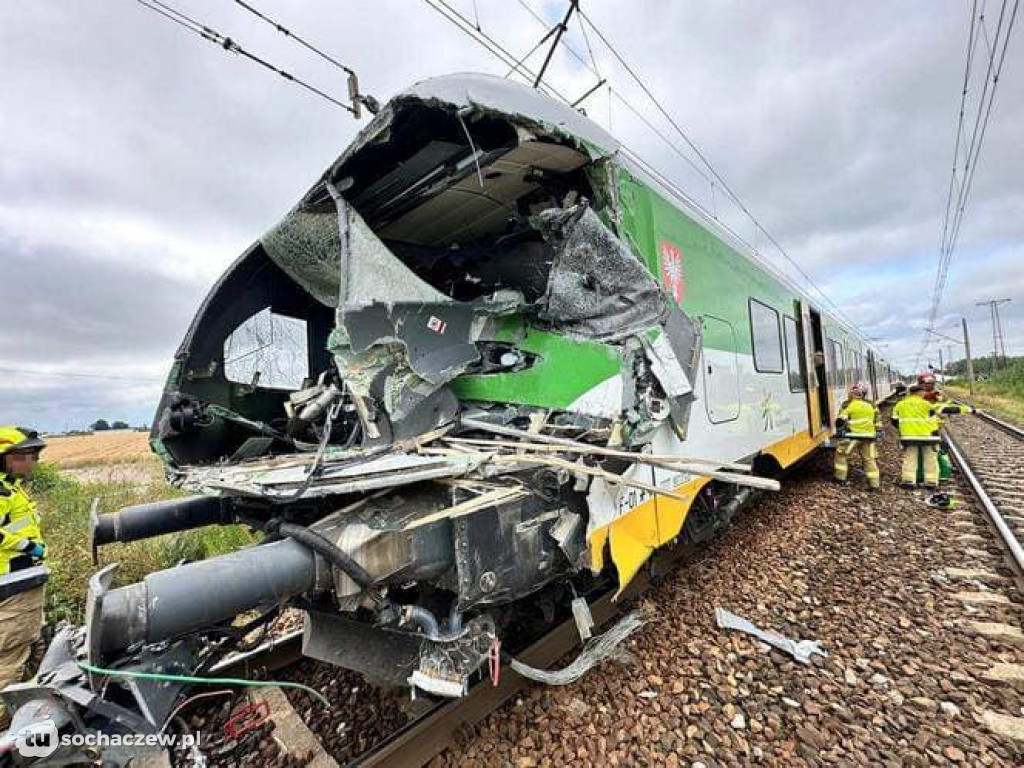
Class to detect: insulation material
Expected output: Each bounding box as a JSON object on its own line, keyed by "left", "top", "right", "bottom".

{"left": 536, "top": 205, "right": 667, "bottom": 340}
{"left": 641, "top": 328, "right": 693, "bottom": 399}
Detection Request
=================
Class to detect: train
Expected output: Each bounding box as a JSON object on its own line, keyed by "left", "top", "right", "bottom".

{"left": 1, "top": 73, "right": 899, "bottom": 763}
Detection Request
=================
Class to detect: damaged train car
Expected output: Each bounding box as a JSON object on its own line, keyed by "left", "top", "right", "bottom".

{"left": 2, "top": 74, "right": 899, "bottom": 763}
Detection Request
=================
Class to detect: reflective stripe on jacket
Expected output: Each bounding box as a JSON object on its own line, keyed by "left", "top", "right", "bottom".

{"left": 0, "top": 474, "right": 43, "bottom": 575}
{"left": 891, "top": 394, "right": 970, "bottom": 439}
{"left": 838, "top": 397, "right": 878, "bottom": 438}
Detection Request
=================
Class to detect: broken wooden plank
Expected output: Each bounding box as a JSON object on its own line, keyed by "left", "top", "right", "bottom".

{"left": 445, "top": 436, "right": 779, "bottom": 492}
{"left": 457, "top": 417, "right": 753, "bottom": 472}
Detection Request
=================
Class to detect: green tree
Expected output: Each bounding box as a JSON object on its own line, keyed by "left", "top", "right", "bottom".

{"left": 111, "top": 420, "right": 131, "bottom": 430}
{"left": 90, "top": 419, "right": 111, "bottom": 431}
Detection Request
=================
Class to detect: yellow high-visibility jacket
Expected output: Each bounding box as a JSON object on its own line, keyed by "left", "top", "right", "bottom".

{"left": 837, "top": 397, "right": 879, "bottom": 439}
{"left": 891, "top": 394, "right": 970, "bottom": 440}
{"left": 0, "top": 474, "right": 43, "bottom": 574}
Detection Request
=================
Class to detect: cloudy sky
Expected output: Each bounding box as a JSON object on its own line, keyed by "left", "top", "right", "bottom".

{"left": 1, "top": 1, "right": 1021, "bottom": 432}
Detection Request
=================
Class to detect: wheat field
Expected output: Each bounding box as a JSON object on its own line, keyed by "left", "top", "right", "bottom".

{"left": 43, "top": 431, "right": 154, "bottom": 468}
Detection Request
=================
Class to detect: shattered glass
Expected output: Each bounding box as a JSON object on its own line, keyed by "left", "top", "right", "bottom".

{"left": 223, "top": 308, "right": 309, "bottom": 390}
{"left": 536, "top": 205, "right": 667, "bottom": 339}
{"left": 261, "top": 207, "right": 342, "bottom": 307}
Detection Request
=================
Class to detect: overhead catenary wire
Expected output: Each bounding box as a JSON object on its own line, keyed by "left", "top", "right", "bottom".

{"left": 134, "top": 0, "right": 358, "bottom": 114}
{"left": 576, "top": 7, "right": 862, "bottom": 335}
{"left": 917, "top": 0, "right": 1019, "bottom": 368}
{"left": 945, "top": 0, "right": 1018, "bottom": 254}
{"left": 420, "top": 0, "right": 568, "bottom": 102}
{"left": 919, "top": 0, "right": 986, "bottom": 366}
{"left": 231, "top": 0, "right": 356, "bottom": 75}
{"left": 420, "top": 0, "right": 871, "bottom": 346}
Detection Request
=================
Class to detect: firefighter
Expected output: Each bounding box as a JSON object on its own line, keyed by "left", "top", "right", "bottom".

{"left": 891, "top": 385, "right": 972, "bottom": 488}
{"left": 917, "top": 371, "right": 944, "bottom": 403}
{"left": 0, "top": 426, "right": 48, "bottom": 690}
{"left": 833, "top": 381, "right": 881, "bottom": 489}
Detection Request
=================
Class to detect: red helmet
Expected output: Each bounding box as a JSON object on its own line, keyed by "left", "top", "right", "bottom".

{"left": 916, "top": 371, "right": 936, "bottom": 389}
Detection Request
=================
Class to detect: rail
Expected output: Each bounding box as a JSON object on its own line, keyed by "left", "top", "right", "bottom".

{"left": 942, "top": 415, "right": 1024, "bottom": 575}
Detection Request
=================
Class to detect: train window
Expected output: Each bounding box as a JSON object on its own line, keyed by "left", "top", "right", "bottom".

{"left": 224, "top": 308, "right": 309, "bottom": 391}
{"left": 748, "top": 299, "right": 783, "bottom": 373}
{"left": 782, "top": 315, "right": 805, "bottom": 392}
{"left": 828, "top": 338, "right": 842, "bottom": 388}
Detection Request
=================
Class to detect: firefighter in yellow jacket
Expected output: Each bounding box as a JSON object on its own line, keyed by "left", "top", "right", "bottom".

{"left": 891, "top": 385, "right": 972, "bottom": 487}
{"left": 833, "top": 382, "right": 881, "bottom": 489}
{"left": 0, "top": 426, "right": 47, "bottom": 690}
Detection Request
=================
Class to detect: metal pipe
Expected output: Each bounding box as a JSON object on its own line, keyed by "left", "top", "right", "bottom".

{"left": 94, "top": 538, "right": 318, "bottom": 654}
{"left": 91, "top": 495, "right": 231, "bottom": 548}
{"left": 401, "top": 606, "right": 466, "bottom": 642}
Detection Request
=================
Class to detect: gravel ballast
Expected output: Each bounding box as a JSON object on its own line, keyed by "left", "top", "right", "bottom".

{"left": 426, "top": 414, "right": 1023, "bottom": 767}
{"left": 198, "top": 412, "right": 1024, "bottom": 766}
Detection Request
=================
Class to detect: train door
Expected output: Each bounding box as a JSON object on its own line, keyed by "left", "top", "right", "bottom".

{"left": 700, "top": 315, "right": 741, "bottom": 424}
{"left": 797, "top": 301, "right": 832, "bottom": 435}
{"left": 866, "top": 350, "right": 880, "bottom": 402}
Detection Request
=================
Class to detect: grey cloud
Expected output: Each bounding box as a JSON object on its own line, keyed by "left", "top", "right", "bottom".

{"left": 1, "top": 1, "right": 1021, "bottom": 428}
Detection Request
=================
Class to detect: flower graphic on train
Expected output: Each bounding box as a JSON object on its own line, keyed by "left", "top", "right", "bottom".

{"left": 658, "top": 240, "right": 685, "bottom": 303}
{"left": 760, "top": 390, "right": 779, "bottom": 431}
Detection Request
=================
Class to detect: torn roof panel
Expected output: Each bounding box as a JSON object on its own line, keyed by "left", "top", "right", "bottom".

{"left": 401, "top": 73, "right": 620, "bottom": 155}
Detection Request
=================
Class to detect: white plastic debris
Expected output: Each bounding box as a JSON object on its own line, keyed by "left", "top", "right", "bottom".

{"left": 715, "top": 607, "right": 828, "bottom": 665}
{"left": 509, "top": 610, "right": 645, "bottom": 685}
{"left": 571, "top": 596, "right": 595, "bottom": 641}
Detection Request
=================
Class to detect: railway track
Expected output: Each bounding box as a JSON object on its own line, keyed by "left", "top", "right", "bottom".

{"left": 943, "top": 410, "right": 1024, "bottom": 578}
{"left": 179, "top": 411, "right": 1024, "bottom": 766}
{"left": 194, "top": 532, "right": 698, "bottom": 767}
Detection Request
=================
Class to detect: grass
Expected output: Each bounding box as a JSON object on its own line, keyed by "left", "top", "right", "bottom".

{"left": 946, "top": 359, "right": 1024, "bottom": 426}
{"left": 29, "top": 462, "right": 255, "bottom": 625}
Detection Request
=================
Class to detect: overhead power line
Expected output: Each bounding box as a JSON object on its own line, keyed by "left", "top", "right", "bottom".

{"left": 231, "top": 0, "right": 355, "bottom": 75}
{"left": 134, "top": 0, "right": 361, "bottom": 115}
{"left": 421, "top": 0, "right": 867, "bottom": 341}
{"left": 917, "top": 0, "right": 1019, "bottom": 367}
{"left": 575, "top": 8, "right": 862, "bottom": 333}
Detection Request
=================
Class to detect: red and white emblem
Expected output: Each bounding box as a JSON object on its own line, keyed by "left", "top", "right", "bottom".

{"left": 659, "top": 240, "right": 685, "bottom": 303}
{"left": 427, "top": 315, "right": 447, "bottom": 334}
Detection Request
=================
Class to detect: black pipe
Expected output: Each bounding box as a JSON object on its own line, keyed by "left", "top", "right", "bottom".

{"left": 91, "top": 495, "right": 232, "bottom": 548}
{"left": 95, "top": 538, "right": 318, "bottom": 654}
{"left": 270, "top": 520, "right": 375, "bottom": 590}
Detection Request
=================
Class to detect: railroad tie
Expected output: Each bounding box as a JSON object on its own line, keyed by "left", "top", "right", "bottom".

{"left": 262, "top": 687, "right": 339, "bottom": 768}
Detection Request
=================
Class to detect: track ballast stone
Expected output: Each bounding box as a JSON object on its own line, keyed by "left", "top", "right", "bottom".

{"left": 425, "top": 415, "right": 1023, "bottom": 767}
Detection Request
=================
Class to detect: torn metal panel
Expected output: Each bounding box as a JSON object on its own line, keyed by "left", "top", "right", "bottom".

{"left": 715, "top": 608, "right": 828, "bottom": 665}
{"left": 641, "top": 327, "right": 693, "bottom": 399}
{"left": 179, "top": 451, "right": 481, "bottom": 499}
{"left": 402, "top": 73, "right": 620, "bottom": 156}
{"left": 536, "top": 205, "right": 667, "bottom": 340}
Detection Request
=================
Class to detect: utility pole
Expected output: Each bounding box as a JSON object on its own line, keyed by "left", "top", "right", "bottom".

{"left": 976, "top": 298, "right": 1011, "bottom": 373}
{"left": 938, "top": 347, "right": 944, "bottom": 379}
{"left": 962, "top": 317, "right": 975, "bottom": 395}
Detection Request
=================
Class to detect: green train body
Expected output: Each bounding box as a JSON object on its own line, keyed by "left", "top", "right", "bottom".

{"left": 1, "top": 76, "right": 902, "bottom": 750}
